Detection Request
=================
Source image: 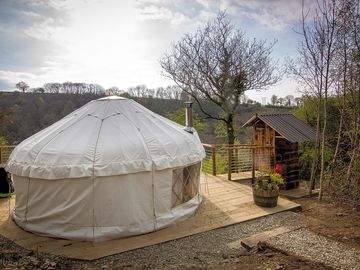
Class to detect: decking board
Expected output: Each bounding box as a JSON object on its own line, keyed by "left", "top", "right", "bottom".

{"left": 0, "top": 173, "right": 300, "bottom": 260}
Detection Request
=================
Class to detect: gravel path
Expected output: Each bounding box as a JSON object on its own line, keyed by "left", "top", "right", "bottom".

{"left": 1, "top": 211, "right": 305, "bottom": 269}
{"left": 3, "top": 210, "right": 352, "bottom": 269}
{"left": 98, "top": 211, "right": 303, "bottom": 268}
{"left": 268, "top": 228, "right": 360, "bottom": 270}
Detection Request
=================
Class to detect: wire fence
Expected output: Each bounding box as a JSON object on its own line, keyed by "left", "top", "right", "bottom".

{"left": 202, "top": 144, "right": 274, "bottom": 181}
{"left": 1, "top": 144, "right": 274, "bottom": 182}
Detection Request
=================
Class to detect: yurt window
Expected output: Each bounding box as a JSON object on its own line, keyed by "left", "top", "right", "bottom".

{"left": 171, "top": 162, "right": 201, "bottom": 208}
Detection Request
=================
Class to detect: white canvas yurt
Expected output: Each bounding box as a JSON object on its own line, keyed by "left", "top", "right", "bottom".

{"left": 6, "top": 96, "right": 205, "bottom": 241}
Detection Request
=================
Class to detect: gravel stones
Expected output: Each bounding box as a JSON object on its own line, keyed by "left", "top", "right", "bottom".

{"left": 1, "top": 210, "right": 355, "bottom": 269}
{"left": 1, "top": 211, "right": 302, "bottom": 269}
{"left": 269, "top": 228, "right": 360, "bottom": 270}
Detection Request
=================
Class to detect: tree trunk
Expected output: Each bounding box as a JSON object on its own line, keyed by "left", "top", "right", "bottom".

{"left": 346, "top": 146, "right": 356, "bottom": 186}
{"left": 226, "top": 114, "right": 235, "bottom": 145}
{"left": 226, "top": 114, "right": 235, "bottom": 179}
{"left": 346, "top": 116, "right": 360, "bottom": 185}
{"left": 330, "top": 32, "right": 347, "bottom": 181}
{"left": 308, "top": 99, "right": 321, "bottom": 196}
{"left": 329, "top": 106, "right": 344, "bottom": 179}
{"left": 318, "top": 93, "right": 327, "bottom": 201}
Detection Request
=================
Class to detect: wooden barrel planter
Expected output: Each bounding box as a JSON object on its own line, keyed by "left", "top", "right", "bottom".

{"left": 252, "top": 186, "right": 279, "bottom": 208}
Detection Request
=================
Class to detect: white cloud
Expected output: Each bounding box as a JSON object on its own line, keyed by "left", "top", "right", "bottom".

{"left": 136, "top": 0, "right": 211, "bottom": 27}
{"left": 139, "top": 5, "right": 192, "bottom": 27}
{"left": 0, "top": 0, "right": 309, "bottom": 100}
{"left": 0, "top": 70, "right": 39, "bottom": 90}
{"left": 220, "top": 0, "right": 312, "bottom": 32}
{"left": 135, "top": 0, "right": 313, "bottom": 32}
{"left": 24, "top": 17, "right": 58, "bottom": 40}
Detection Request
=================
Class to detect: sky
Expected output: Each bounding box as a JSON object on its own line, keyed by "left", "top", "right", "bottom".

{"left": 0, "top": 0, "right": 314, "bottom": 102}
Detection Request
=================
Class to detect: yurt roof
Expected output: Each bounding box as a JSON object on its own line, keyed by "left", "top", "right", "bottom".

{"left": 6, "top": 96, "right": 205, "bottom": 179}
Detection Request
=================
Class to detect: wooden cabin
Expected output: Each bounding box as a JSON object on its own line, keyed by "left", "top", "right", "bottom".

{"left": 243, "top": 113, "right": 316, "bottom": 189}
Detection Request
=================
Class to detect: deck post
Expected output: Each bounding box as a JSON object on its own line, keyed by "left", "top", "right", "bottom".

{"left": 227, "top": 146, "right": 231, "bottom": 180}
{"left": 251, "top": 148, "right": 255, "bottom": 185}
{"left": 211, "top": 145, "right": 216, "bottom": 176}
{"left": 234, "top": 147, "right": 239, "bottom": 173}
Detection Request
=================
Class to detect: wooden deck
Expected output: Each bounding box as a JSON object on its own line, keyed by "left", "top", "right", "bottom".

{"left": 216, "top": 170, "right": 269, "bottom": 182}
{"left": 280, "top": 186, "right": 319, "bottom": 199}
{"left": 0, "top": 173, "right": 300, "bottom": 260}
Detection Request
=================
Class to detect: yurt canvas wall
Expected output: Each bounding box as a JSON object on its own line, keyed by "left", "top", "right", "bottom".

{"left": 6, "top": 96, "right": 205, "bottom": 241}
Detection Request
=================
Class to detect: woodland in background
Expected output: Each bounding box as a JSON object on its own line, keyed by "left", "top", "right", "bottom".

{"left": 290, "top": 0, "right": 360, "bottom": 205}
{"left": 13, "top": 81, "right": 300, "bottom": 107}
{"left": 0, "top": 91, "right": 291, "bottom": 145}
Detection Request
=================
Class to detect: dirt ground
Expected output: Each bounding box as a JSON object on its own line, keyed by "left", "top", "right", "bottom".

{"left": 1, "top": 196, "right": 360, "bottom": 270}
{"left": 295, "top": 196, "right": 360, "bottom": 250}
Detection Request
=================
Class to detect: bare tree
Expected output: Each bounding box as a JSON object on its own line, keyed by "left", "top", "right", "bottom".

{"left": 44, "top": 83, "right": 62, "bottom": 93}
{"left": 127, "top": 85, "right": 147, "bottom": 97}
{"left": 127, "top": 87, "right": 136, "bottom": 97}
{"left": 31, "top": 87, "right": 45, "bottom": 93}
{"left": 285, "top": 95, "right": 295, "bottom": 106}
{"left": 62, "top": 81, "right": 73, "bottom": 94}
{"left": 160, "top": 11, "right": 279, "bottom": 144}
{"left": 277, "top": 97, "right": 285, "bottom": 106}
{"left": 155, "top": 87, "right": 166, "bottom": 98}
{"left": 340, "top": 0, "right": 360, "bottom": 187}
{"left": 15, "top": 81, "right": 29, "bottom": 93}
{"left": 165, "top": 85, "right": 183, "bottom": 100}
{"left": 138, "top": 85, "right": 148, "bottom": 97}
{"left": 289, "top": 0, "right": 337, "bottom": 199}
{"left": 240, "top": 94, "right": 249, "bottom": 104}
{"left": 146, "top": 88, "right": 155, "bottom": 98}
{"left": 105, "top": 87, "right": 124, "bottom": 96}
{"left": 294, "top": 96, "right": 303, "bottom": 106}
{"left": 42, "top": 82, "right": 105, "bottom": 95}
{"left": 328, "top": 0, "right": 351, "bottom": 176}
{"left": 271, "top": 94, "right": 278, "bottom": 106}
{"left": 310, "top": 1, "right": 336, "bottom": 201}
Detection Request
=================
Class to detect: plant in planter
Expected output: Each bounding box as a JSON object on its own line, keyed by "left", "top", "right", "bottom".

{"left": 252, "top": 173, "right": 284, "bottom": 207}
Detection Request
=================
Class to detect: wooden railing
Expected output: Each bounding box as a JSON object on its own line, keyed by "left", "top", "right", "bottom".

{"left": 0, "top": 145, "right": 16, "bottom": 165}
{"left": 202, "top": 144, "right": 274, "bottom": 181}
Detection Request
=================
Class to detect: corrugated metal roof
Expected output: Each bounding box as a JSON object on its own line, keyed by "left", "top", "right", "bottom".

{"left": 243, "top": 113, "right": 316, "bottom": 142}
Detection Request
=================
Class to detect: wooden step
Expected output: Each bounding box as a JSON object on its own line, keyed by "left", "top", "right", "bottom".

{"left": 240, "top": 226, "right": 301, "bottom": 250}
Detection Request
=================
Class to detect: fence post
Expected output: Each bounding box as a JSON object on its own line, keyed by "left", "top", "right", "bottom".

{"left": 0, "top": 147, "right": 2, "bottom": 164}
{"left": 234, "top": 147, "right": 238, "bottom": 173}
{"left": 211, "top": 145, "right": 216, "bottom": 176}
{"left": 227, "top": 146, "right": 231, "bottom": 181}
{"left": 251, "top": 148, "right": 255, "bottom": 185}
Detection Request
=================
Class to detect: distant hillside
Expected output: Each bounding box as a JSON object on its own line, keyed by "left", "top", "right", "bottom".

{"left": 0, "top": 92, "right": 292, "bottom": 144}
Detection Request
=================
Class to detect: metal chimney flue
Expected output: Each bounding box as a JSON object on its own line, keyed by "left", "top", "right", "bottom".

{"left": 184, "top": 101, "right": 194, "bottom": 133}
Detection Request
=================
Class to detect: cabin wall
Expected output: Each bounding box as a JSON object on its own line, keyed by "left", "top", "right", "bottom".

{"left": 275, "top": 138, "right": 299, "bottom": 188}
{"left": 252, "top": 121, "right": 275, "bottom": 173}
{"left": 253, "top": 122, "right": 275, "bottom": 147}
{"left": 251, "top": 119, "right": 299, "bottom": 189}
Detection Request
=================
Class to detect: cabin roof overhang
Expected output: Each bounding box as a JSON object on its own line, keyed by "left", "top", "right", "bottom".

{"left": 243, "top": 113, "right": 316, "bottom": 143}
